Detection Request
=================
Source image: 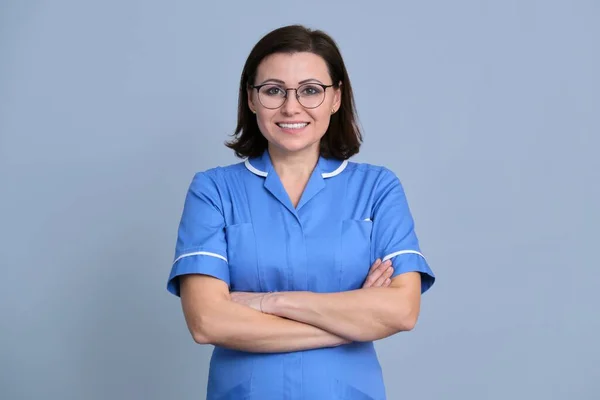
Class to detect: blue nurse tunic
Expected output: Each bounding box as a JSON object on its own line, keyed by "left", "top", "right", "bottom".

{"left": 167, "top": 149, "right": 435, "bottom": 400}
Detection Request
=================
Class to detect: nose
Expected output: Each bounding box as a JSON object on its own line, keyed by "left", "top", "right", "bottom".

{"left": 280, "top": 89, "right": 302, "bottom": 115}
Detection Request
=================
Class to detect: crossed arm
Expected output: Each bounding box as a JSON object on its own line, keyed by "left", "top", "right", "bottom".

{"left": 256, "top": 271, "right": 421, "bottom": 343}
{"left": 179, "top": 259, "right": 423, "bottom": 353}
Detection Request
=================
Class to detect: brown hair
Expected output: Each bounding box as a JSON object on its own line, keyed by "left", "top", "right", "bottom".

{"left": 225, "top": 25, "right": 362, "bottom": 159}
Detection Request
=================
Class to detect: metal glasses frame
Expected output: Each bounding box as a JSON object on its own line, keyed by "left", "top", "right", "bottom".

{"left": 249, "top": 83, "right": 334, "bottom": 109}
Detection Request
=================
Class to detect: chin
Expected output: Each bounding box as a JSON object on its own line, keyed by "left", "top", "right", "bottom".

{"left": 263, "top": 131, "right": 319, "bottom": 154}
{"left": 269, "top": 138, "right": 320, "bottom": 155}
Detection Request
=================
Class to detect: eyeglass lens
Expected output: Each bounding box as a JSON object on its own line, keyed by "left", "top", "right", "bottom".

{"left": 257, "top": 84, "right": 326, "bottom": 109}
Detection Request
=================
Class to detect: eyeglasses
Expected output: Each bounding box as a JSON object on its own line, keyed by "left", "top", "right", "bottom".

{"left": 249, "top": 82, "right": 334, "bottom": 109}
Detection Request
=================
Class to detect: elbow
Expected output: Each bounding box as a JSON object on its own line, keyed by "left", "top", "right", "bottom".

{"left": 188, "top": 314, "right": 217, "bottom": 345}
{"left": 191, "top": 325, "right": 211, "bottom": 344}
{"left": 393, "top": 308, "right": 420, "bottom": 332}
{"left": 183, "top": 295, "right": 231, "bottom": 345}
{"left": 192, "top": 332, "right": 211, "bottom": 345}
{"left": 396, "top": 315, "right": 418, "bottom": 332}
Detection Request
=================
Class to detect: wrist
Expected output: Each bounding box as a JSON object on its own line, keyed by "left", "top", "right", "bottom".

{"left": 261, "top": 291, "right": 283, "bottom": 315}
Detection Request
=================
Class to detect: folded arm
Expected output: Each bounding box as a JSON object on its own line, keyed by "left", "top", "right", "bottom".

{"left": 179, "top": 274, "right": 350, "bottom": 353}
{"left": 261, "top": 272, "right": 422, "bottom": 342}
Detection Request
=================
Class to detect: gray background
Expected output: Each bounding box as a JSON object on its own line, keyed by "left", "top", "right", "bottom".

{"left": 1, "top": 0, "right": 598, "bottom": 399}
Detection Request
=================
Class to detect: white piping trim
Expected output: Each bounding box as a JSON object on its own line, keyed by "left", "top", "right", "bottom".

{"left": 244, "top": 158, "right": 348, "bottom": 178}
{"left": 173, "top": 251, "right": 228, "bottom": 265}
{"left": 244, "top": 159, "right": 268, "bottom": 177}
{"left": 364, "top": 218, "right": 372, "bottom": 221}
{"left": 382, "top": 250, "right": 425, "bottom": 262}
{"left": 321, "top": 160, "right": 348, "bottom": 178}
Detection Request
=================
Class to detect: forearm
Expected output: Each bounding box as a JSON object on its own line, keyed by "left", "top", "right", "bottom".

{"left": 193, "top": 298, "right": 349, "bottom": 353}
{"left": 264, "top": 281, "right": 420, "bottom": 342}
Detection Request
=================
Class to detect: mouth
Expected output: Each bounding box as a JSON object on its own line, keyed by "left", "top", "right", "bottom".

{"left": 276, "top": 122, "right": 310, "bottom": 131}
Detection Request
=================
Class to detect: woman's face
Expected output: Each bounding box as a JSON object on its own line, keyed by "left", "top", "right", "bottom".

{"left": 248, "top": 52, "right": 341, "bottom": 157}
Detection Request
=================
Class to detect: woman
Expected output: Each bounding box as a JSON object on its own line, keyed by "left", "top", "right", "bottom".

{"left": 167, "top": 24, "right": 435, "bottom": 400}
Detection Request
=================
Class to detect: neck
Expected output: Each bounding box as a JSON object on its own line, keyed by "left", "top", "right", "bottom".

{"left": 268, "top": 145, "right": 319, "bottom": 180}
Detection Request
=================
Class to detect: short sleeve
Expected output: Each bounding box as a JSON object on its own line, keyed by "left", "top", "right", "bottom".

{"left": 166, "top": 172, "right": 230, "bottom": 297}
{"left": 371, "top": 169, "right": 435, "bottom": 294}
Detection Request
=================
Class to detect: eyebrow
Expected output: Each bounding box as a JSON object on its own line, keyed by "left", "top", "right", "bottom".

{"left": 257, "top": 78, "right": 325, "bottom": 85}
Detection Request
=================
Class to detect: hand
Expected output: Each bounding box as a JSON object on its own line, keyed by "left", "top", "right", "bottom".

{"left": 230, "top": 291, "right": 267, "bottom": 312}
{"left": 362, "top": 259, "right": 394, "bottom": 288}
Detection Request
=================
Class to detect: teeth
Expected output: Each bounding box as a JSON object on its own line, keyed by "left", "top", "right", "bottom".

{"left": 278, "top": 123, "right": 308, "bottom": 129}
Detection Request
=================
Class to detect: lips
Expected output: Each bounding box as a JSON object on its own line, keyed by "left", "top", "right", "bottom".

{"left": 276, "top": 122, "right": 309, "bottom": 129}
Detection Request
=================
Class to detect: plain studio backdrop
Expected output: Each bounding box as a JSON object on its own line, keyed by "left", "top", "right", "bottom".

{"left": 1, "top": 1, "right": 598, "bottom": 399}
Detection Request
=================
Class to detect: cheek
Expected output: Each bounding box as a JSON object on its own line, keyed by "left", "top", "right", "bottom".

{"left": 256, "top": 120, "right": 270, "bottom": 137}
{"left": 310, "top": 109, "right": 332, "bottom": 127}
{"left": 255, "top": 111, "right": 275, "bottom": 133}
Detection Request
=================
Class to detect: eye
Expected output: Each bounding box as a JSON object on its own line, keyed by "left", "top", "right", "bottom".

{"left": 299, "top": 85, "right": 323, "bottom": 96}
{"left": 261, "top": 85, "right": 285, "bottom": 96}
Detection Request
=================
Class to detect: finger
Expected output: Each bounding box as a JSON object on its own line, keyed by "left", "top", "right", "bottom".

{"left": 364, "top": 268, "right": 389, "bottom": 288}
{"left": 363, "top": 267, "right": 386, "bottom": 288}
{"left": 363, "top": 260, "right": 392, "bottom": 288}
{"left": 384, "top": 278, "right": 392, "bottom": 287}
{"left": 368, "top": 259, "right": 382, "bottom": 273}
{"left": 373, "top": 266, "right": 394, "bottom": 287}
{"left": 363, "top": 260, "right": 383, "bottom": 288}
{"left": 378, "top": 259, "right": 391, "bottom": 270}
{"left": 373, "top": 260, "right": 391, "bottom": 275}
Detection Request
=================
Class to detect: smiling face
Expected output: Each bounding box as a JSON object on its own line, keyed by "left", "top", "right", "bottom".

{"left": 248, "top": 52, "right": 342, "bottom": 158}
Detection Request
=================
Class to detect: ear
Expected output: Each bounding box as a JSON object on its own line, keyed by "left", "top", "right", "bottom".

{"left": 247, "top": 85, "right": 256, "bottom": 113}
{"left": 332, "top": 81, "right": 343, "bottom": 112}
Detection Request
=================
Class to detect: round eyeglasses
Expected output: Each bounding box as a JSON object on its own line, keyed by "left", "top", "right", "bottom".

{"left": 249, "top": 82, "right": 334, "bottom": 109}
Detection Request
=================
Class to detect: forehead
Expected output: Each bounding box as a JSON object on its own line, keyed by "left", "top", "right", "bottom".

{"left": 255, "top": 52, "right": 330, "bottom": 83}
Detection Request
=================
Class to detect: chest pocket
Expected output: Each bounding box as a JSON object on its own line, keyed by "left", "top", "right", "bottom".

{"left": 225, "top": 223, "right": 260, "bottom": 291}
{"left": 340, "top": 219, "right": 373, "bottom": 291}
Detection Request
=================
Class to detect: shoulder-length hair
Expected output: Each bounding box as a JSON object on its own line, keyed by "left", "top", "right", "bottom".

{"left": 225, "top": 25, "right": 362, "bottom": 160}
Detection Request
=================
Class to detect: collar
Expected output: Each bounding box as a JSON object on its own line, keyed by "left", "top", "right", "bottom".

{"left": 244, "top": 149, "right": 348, "bottom": 179}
